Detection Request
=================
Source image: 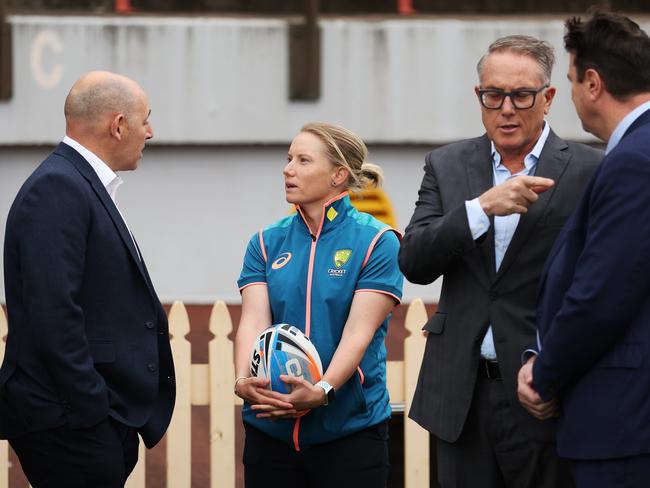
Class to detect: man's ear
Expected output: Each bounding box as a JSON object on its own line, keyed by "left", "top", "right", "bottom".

{"left": 109, "top": 113, "right": 125, "bottom": 140}
{"left": 542, "top": 85, "right": 557, "bottom": 115}
{"left": 584, "top": 68, "right": 603, "bottom": 100}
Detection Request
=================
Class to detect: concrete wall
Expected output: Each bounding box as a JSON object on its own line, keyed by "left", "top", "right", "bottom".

{"left": 0, "top": 14, "right": 621, "bottom": 144}
{"left": 1, "top": 14, "right": 622, "bottom": 303}
{"left": 0, "top": 144, "right": 444, "bottom": 303}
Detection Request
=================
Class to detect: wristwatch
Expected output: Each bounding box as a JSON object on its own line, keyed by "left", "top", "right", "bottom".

{"left": 315, "top": 380, "right": 336, "bottom": 406}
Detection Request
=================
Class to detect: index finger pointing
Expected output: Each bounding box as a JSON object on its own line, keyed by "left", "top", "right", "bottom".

{"left": 519, "top": 176, "right": 555, "bottom": 191}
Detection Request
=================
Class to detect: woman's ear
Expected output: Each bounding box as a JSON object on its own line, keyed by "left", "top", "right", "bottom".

{"left": 332, "top": 166, "right": 349, "bottom": 187}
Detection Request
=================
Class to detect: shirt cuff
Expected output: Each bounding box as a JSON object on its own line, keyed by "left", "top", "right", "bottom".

{"left": 521, "top": 349, "right": 538, "bottom": 364}
{"left": 465, "top": 199, "right": 490, "bottom": 240}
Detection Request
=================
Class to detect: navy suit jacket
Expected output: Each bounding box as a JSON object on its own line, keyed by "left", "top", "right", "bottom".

{"left": 0, "top": 143, "right": 175, "bottom": 448}
{"left": 534, "top": 108, "right": 650, "bottom": 460}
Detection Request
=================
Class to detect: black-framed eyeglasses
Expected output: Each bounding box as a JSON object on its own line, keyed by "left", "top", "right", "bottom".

{"left": 477, "top": 84, "right": 549, "bottom": 110}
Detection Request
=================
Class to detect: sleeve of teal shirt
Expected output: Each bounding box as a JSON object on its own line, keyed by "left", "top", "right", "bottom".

{"left": 237, "top": 231, "right": 267, "bottom": 290}
{"left": 356, "top": 230, "right": 403, "bottom": 301}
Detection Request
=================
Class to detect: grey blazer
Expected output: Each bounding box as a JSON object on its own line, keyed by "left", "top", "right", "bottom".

{"left": 399, "top": 130, "right": 602, "bottom": 442}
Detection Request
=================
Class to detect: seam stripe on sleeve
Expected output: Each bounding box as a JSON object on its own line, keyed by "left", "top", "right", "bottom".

{"left": 361, "top": 227, "right": 400, "bottom": 269}
{"left": 354, "top": 288, "right": 401, "bottom": 304}
{"left": 239, "top": 282, "right": 268, "bottom": 292}
{"left": 258, "top": 228, "right": 268, "bottom": 263}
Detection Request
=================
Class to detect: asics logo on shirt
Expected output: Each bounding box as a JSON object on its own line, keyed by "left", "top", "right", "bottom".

{"left": 271, "top": 252, "right": 292, "bottom": 270}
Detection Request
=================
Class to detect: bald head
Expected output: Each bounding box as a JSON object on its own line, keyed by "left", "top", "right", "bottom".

{"left": 64, "top": 71, "right": 143, "bottom": 127}
{"left": 64, "top": 71, "right": 153, "bottom": 172}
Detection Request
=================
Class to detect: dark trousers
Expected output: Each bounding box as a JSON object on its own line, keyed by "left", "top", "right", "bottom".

{"left": 243, "top": 421, "right": 389, "bottom": 488}
{"left": 436, "top": 372, "right": 573, "bottom": 488}
{"left": 10, "top": 417, "right": 139, "bottom": 488}
{"left": 571, "top": 454, "right": 650, "bottom": 488}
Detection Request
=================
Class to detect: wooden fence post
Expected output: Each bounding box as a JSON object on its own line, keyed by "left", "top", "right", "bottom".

{"left": 208, "top": 301, "right": 236, "bottom": 488}
{"left": 403, "top": 299, "right": 429, "bottom": 488}
{"left": 166, "top": 301, "right": 192, "bottom": 487}
{"left": 1, "top": 297, "right": 432, "bottom": 487}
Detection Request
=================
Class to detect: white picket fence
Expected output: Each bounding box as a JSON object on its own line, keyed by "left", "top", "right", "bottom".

{"left": 0, "top": 300, "right": 430, "bottom": 487}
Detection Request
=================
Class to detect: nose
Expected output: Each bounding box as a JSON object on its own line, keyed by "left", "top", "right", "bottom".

{"left": 146, "top": 124, "right": 153, "bottom": 140}
{"left": 500, "top": 96, "right": 516, "bottom": 115}
{"left": 283, "top": 159, "right": 295, "bottom": 176}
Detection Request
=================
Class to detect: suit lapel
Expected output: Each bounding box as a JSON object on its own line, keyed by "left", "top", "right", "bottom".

{"left": 466, "top": 135, "right": 497, "bottom": 281}
{"left": 493, "top": 130, "right": 570, "bottom": 285}
{"left": 55, "top": 143, "right": 152, "bottom": 290}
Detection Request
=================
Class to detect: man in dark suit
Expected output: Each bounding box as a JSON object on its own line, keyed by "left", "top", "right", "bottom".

{"left": 399, "top": 35, "right": 602, "bottom": 488}
{"left": 517, "top": 12, "right": 650, "bottom": 488}
{"left": 0, "top": 71, "right": 175, "bottom": 487}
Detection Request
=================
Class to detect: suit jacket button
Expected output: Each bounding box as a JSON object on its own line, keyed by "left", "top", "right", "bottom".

{"left": 147, "top": 363, "right": 157, "bottom": 372}
{"left": 145, "top": 321, "right": 155, "bottom": 329}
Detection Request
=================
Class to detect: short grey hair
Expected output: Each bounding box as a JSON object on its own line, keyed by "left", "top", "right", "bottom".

{"left": 476, "top": 35, "right": 555, "bottom": 85}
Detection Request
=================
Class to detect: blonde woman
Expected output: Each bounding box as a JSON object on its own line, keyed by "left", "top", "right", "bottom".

{"left": 234, "top": 122, "right": 403, "bottom": 487}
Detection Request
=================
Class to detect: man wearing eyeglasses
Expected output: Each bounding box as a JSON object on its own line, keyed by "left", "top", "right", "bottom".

{"left": 399, "top": 35, "right": 602, "bottom": 488}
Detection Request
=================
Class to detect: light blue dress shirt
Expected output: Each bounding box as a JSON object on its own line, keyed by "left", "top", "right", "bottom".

{"left": 464, "top": 122, "right": 550, "bottom": 360}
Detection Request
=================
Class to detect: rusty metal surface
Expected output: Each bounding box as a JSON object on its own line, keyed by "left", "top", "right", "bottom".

{"left": 288, "top": 0, "right": 319, "bottom": 101}
{"left": 0, "top": 0, "right": 12, "bottom": 100}
{"left": 4, "top": 0, "right": 650, "bottom": 14}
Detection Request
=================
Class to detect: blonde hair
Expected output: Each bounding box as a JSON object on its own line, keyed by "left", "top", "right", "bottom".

{"left": 300, "top": 122, "right": 383, "bottom": 192}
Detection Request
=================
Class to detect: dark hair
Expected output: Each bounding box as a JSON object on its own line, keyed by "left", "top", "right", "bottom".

{"left": 564, "top": 10, "right": 650, "bottom": 99}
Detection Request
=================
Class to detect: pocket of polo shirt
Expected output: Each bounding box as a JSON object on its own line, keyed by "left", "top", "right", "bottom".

{"left": 89, "top": 342, "right": 117, "bottom": 364}
{"left": 422, "top": 313, "right": 446, "bottom": 335}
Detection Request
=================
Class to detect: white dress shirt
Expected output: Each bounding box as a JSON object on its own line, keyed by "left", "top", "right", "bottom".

{"left": 62, "top": 136, "right": 141, "bottom": 260}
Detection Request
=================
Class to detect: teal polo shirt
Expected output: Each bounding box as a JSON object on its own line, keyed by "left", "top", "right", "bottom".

{"left": 238, "top": 192, "right": 403, "bottom": 450}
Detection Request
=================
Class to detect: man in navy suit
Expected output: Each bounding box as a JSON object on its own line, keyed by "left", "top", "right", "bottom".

{"left": 517, "top": 11, "right": 650, "bottom": 488}
{"left": 0, "top": 71, "right": 175, "bottom": 487}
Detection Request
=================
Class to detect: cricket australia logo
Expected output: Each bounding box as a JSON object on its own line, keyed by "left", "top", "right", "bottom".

{"left": 328, "top": 249, "right": 352, "bottom": 277}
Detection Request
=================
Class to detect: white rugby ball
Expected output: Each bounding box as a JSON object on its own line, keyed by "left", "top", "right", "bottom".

{"left": 249, "top": 323, "right": 323, "bottom": 394}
